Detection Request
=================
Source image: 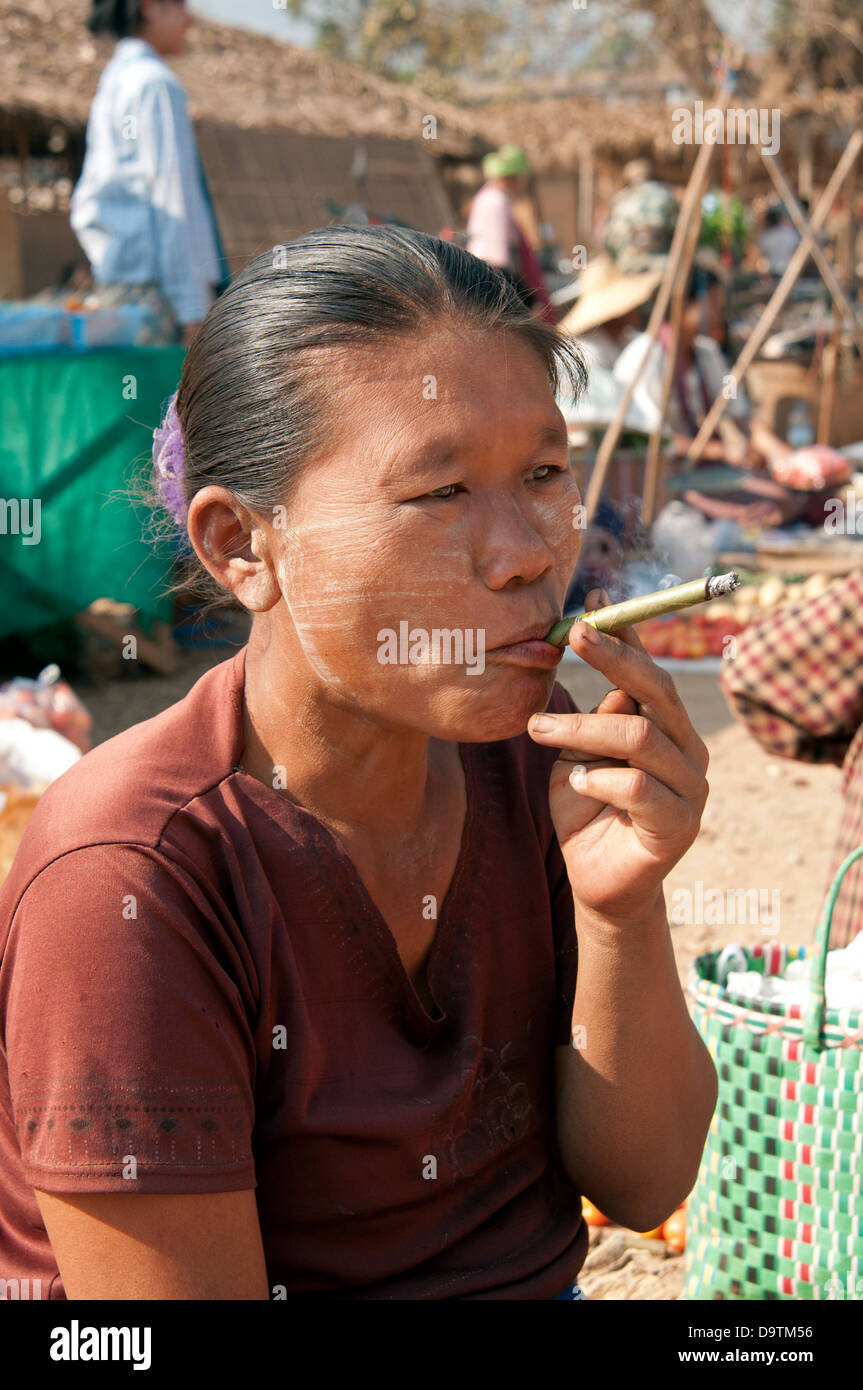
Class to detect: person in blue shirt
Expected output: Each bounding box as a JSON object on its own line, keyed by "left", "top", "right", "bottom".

{"left": 71, "top": 0, "right": 228, "bottom": 346}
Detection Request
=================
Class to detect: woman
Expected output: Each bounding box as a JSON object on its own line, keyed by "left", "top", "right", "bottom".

{"left": 466, "top": 146, "right": 556, "bottom": 324}
{"left": 614, "top": 262, "right": 813, "bottom": 528}
{"left": 0, "top": 226, "right": 715, "bottom": 1300}
{"left": 70, "top": 0, "right": 225, "bottom": 347}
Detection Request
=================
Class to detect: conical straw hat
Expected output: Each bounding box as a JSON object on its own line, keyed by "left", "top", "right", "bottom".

{"left": 558, "top": 253, "right": 664, "bottom": 337}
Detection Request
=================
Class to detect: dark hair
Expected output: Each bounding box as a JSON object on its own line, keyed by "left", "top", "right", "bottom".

{"left": 685, "top": 264, "right": 721, "bottom": 304}
{"left": 87, "top": 0, "right": 142, "bottom": 37}
{"left": 162, "top": 223, "right": 587, "bottom": 604}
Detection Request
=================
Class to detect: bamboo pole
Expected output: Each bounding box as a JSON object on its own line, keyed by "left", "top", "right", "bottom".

{"left": 641, "top": 153, "right": 712, "bottom": 527}
{"left": 817, "top": 319, "right": 840, "bottom": 444}
{"left": 583, "top": 137, "right": 716, "bottom": 524}
{"left": 762, "top": 152, "right": 863, "bottom": 359}
{"left": 684, "top": 127, "right": 863, "bottom": 466}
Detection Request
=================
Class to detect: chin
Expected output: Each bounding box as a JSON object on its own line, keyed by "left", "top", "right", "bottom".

{"left": 432, "top": 667, "right": 560, "bottom": 744}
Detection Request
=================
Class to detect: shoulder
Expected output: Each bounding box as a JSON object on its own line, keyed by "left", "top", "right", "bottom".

{"left": 0, "top": 650, "right": 246, "bottom": 913}
{"left": 473, "top": 185, "right": 509, "bottom": 211}
{"left": 102, "top": 43, "right": 187, "bottom": 104}
{"left": 693, "top": 336, "right": 728, "bottom": 372}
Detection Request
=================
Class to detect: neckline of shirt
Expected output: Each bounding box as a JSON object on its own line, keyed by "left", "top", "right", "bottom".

{"left": 223, "top": 643, "right": 480, "bottom": 1031}
{"left": 113, "top": 37, "right": 163, "bottom": 64}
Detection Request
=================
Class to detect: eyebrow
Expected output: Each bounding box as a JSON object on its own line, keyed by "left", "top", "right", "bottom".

{"left": 402, "top": 422, "right": 570, "bottom": 474}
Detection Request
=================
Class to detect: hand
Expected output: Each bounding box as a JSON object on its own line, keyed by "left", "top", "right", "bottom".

{"left": 180, "top": 322, "right": 202, "bottom": 348}
{"left": 528, "top": 588, "right": 709, "bottom": 924}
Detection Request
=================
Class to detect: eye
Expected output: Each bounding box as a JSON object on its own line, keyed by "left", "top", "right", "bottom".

{"left": 530, "top": 464, "right": 568, "bottom": 482}
{"left": 424, "top": 483, "right": 463, "bottom": 500}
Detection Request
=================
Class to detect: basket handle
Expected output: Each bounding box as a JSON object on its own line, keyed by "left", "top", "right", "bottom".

{"left": 803, "top": 843, "right": 863, "bottom": 1048}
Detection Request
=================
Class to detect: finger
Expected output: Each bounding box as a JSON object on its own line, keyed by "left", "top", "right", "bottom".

{"left": 590, "top": 686, "right": 639, "bottom": 718}
{"left": 581, "top": 587, "right": 647, "bottom": 657}
{"left": 550, "top": 761, "right": 695, "bottom": 844}
{"left": 529, "top": 710, "right": 705, "bottom": 800}
{"left": 565, "top": 622, "right": 709, "bottom": 776}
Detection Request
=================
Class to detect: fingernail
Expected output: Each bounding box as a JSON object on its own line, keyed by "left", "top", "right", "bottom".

{"left": 577, "top": 621, "right": 600, "bottom": 644}
{"left": 569, "top": 764, "right": 587, "bottom": 789}
{"left": 530, "top": 715, "right": 557, "bottom": 733}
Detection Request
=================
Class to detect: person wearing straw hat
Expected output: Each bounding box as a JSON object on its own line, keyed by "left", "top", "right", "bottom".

{"left": 614, "top": 255, "right": 814, "bottom": 527}
{"left": 467, "top": 145, "right": 556, "bottom": 322}
{"left": 559, "top": 176, "right": 677, "bottom": 372}
{"left": 70, "top": 0, "right": 230, "bottom": 347}
{"left": 558, "top": 254, "right": 663, "bottom": 371}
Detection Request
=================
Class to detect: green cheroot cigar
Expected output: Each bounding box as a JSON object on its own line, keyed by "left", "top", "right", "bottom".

{"left": 545, "top": 571, "right": 740, "bottom": 647}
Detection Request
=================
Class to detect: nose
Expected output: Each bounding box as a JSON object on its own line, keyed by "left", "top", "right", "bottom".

{"left": 475, "top": 498, "right": 558, "bottom": 590}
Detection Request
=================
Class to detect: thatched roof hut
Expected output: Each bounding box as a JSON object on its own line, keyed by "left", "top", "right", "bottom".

{"left": 0, "top": 0, "right": 482, "bottom": 151}
{"left": 0, "top": 0, "right": 489, "bottom": 293}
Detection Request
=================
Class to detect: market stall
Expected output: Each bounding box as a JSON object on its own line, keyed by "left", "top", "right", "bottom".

{"left": 0, "top": 345, "right": 184, "bottom": 653}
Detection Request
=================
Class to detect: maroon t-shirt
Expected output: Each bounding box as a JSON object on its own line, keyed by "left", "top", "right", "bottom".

{"left": 0, "top": 646, "right": 587, "bottom": 1299}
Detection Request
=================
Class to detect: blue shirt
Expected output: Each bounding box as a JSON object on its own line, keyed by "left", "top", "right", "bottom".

{"left": 70, "top": 38, "right": 222, "bottom": 325}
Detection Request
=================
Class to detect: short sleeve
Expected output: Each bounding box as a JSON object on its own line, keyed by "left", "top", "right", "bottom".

{"left": 546, "top": 681, "right": 580, "bottom": 1046}
{"left": 0, "top": 844, "right": 257, "bottom": 1195}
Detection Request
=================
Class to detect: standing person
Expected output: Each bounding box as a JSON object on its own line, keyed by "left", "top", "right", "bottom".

{"left": 70, "top": 0, "right": 227, "bottom": 347}
{"left": 0, "top": 225, "right": 714, "bottom": 1301}
{"left": 467, "top": 146, "right": 556, "bottom": 323}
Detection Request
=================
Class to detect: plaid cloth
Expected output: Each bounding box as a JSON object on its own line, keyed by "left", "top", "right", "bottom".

{"left": 719, "top": 569, "right": 863, "bottom": 948}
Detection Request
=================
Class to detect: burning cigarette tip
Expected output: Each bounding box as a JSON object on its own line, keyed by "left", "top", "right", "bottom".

{"left": 706, "top": 571, "right": 740, "bottom": 598}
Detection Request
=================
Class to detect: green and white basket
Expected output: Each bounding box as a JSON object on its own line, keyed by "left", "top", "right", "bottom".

{"left": 684, "top": 846, "right": 863, "bottom": 1300}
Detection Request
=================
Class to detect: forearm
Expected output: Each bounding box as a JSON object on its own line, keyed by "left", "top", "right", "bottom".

{"left": 556, "top": 891, "right": 717, "bottom": 1232}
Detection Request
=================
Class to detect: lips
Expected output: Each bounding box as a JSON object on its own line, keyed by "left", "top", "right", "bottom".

{"left": 489, "top": 620, "right": 558, "bottom": 650}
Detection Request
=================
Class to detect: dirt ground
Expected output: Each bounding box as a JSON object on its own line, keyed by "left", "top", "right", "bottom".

{"left": 69, "top": 639, "right": 845, "bottom": 1301}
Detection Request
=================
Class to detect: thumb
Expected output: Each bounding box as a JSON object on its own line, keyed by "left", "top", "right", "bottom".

{"left": 584, "top": 587, "right": 610, "bottom": 611}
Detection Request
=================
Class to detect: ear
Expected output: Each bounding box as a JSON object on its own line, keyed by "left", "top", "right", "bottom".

{"left": 185, "top": 485, "right": 282, "bottom": 612}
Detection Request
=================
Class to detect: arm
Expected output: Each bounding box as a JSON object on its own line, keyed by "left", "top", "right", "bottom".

{"left": 2, "top": 845, "right": 262, "bottom": 1297}
{"left": 35, "top": 1190, "right": 269, "bottom": 1301}
{"left": 137, "top": 78, "right": 218, "bottom": 325}
{"left": 553, "top": 895, "right": 716, "bottom": 1231}
{"left": 531, "top": 590, "right": 716, "bottom": 1232}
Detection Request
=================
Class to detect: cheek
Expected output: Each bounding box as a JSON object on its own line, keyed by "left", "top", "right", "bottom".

{"left": 272, "top": 504, "right": 468, "bottom": 647}
{"left": 534, "top": 487, "right": 582, "bottom": 571}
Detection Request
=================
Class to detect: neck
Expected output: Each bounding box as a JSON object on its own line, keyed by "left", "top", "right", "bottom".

{"left": 239, "top": 616, "right": 453, "bottom": 842}
{"left": 135, "top": 29, "right": 169, "bottom": 56}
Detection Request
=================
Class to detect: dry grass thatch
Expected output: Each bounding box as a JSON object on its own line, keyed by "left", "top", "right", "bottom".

{"left": 0, "top": 0, "right": 482, "bottom": 155}
{"left": 1, "top": 0, "right": 859, "bottom": 175}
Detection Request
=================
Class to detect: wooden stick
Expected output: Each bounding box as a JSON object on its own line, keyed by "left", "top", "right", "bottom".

{"left": 684, "top": 127, "right": 863, "bottom": 465}
{"left": 642, "top": 154, "right": 712, "bottom": 527}
{"left": 583, "top": 138, "right": 716, "bottom": 525}
{"left": 762, "top": 152, "right": 863, "bottom": 359}
{"left": 818, "top": 318, "right": 841, "bottom": 444}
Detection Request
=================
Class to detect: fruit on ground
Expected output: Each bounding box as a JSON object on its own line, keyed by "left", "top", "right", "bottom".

{"left": 662, "top": 1207, "right": 687, "bottom": 1251}
{"left": 582, "top": 1198, "right": 609, "bottom": 1226}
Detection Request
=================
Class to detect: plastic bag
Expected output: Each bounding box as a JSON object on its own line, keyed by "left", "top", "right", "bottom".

{"left": 0, "top": 664, "right": 92, "bottom": 754}
{"left": 768, "top": 444, "right": 851, "bottom": 491}
{"left": 0, "top": 720, "right": 82, "bottom": 790}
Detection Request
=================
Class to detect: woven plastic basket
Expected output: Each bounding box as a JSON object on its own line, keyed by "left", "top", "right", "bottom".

{"left": 684, "top": 846, "right": 863, "bottom": 1300}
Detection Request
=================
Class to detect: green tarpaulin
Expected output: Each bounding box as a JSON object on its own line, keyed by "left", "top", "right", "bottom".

{"left": 0, "top": 348, "right": 185, "bottom": 640}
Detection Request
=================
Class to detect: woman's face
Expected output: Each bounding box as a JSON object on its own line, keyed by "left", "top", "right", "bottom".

{"left": 265, "top": 322, "right": 583, "bottom": 744}
{"left": 141, "top": 0, "right": 190, "bottom": 55}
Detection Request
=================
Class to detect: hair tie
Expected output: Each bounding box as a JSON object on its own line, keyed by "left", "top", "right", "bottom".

{"left": 152, "top": 392, "right": 187, "bottom": 526}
